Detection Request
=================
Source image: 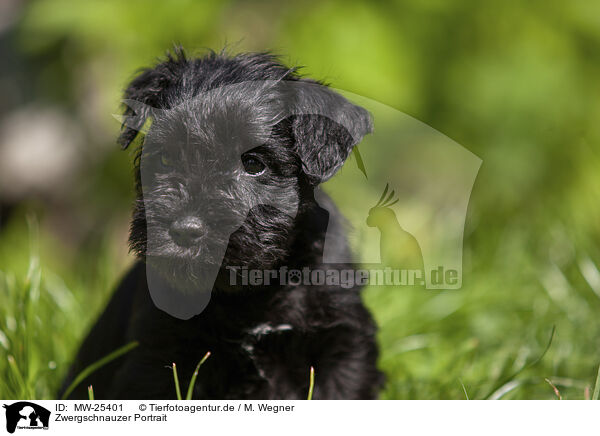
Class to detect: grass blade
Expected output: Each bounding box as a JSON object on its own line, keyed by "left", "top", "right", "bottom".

{"left": 488, "top": 380, "right": 522, "bottom": 400}
{"left": 61, "top": 341, "right": 139, "bottom": 400}
{"left": 592, "top": 363, "right": 600, "bottom": 400}
{"left": 7, "top": 355, "right": 30, "bottom": 399}
{"left": 460, "top": 379, "right": 469, "bottom": 400}
{"left": 88, "top": 385, "right": 94, "bottom": 400}
{"left": 172, "top": 363, "right": 182, "bottom": 400}
{"left": 352, "top": 147, "right": 368, "bottom": 179}
{"left": 483, "top": 325, "right": 555, "bottom": 399}
{"left": 544, "top": 378, "right": 562, "bottom": 400}
{"left": 185, "top": 351, "right": 211, "bottom": 400}
{"left": 307, "top": 366, "right": 315, "bottom": 400}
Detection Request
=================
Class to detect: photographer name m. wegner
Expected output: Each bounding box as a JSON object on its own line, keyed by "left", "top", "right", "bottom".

{"left": 226, "top": 266, "right": 460, "bottom": 288}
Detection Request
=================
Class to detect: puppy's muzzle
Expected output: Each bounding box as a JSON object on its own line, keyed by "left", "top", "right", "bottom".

{"left": 169, "top": 216, "right": 206, "bottom": 248}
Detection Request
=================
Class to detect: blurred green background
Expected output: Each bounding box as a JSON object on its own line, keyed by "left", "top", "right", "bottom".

{"left": 1, "top": 0, "right": 600, "bottom": 399}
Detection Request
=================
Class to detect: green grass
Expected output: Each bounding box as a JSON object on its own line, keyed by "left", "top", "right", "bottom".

{"left": 60, "top": 341, "right": 139, "bottom": 400}
{"left": 1, "top": 209, "right": 600, "bottom": 400}
{"left": 307, "top": 367, "right": 315, "bottom": 400}
{"left": 185, "top": 352, "right": 211, "bottom": 400}
{"left": 172, "top": 363, "right": 182, "bottom": 400}
{"left": 0, "top": 213, "right": 129, "bottom": 400}
{"left": 170, "top": 352, "right": 212, "bottom": 400}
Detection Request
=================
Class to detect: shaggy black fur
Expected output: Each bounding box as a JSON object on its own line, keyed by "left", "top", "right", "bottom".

{"left": 60, "top": 48, "right": 384, "bottom": 399}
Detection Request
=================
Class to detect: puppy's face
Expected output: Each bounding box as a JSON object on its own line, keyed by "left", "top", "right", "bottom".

{"left": 119, "top": 51, "right": 372, "bottom": 316}
{"left": 133, "top": 85, "right": 301, "bottom": 292}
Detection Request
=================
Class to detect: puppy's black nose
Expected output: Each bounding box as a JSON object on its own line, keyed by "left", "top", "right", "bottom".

{"left": 169, "top": 216, "right": 206, "bottom": 247}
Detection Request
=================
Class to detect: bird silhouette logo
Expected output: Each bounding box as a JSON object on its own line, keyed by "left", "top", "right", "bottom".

{"left": 366, "top": 184, "right": 424, "bottom": 276}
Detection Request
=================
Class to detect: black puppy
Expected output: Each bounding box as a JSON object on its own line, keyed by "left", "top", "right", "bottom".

{"left": 60, "top": 48, "right": 383, "bottom": 399}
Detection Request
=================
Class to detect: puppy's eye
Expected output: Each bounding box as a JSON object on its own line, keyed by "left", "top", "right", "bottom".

{"left": 160, "top": 153, "right": 174, "bottom": 168}
{"left": 241, "top": 155, "right": 266, "bottom": 175}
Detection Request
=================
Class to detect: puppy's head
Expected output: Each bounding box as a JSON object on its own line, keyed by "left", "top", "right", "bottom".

{"left": 118, "top": 49, "right": 371, "bottom": 314}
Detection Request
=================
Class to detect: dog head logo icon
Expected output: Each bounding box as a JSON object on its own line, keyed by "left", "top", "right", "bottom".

{"left": 2, "top": 402, "right": 50, "bottom": 434}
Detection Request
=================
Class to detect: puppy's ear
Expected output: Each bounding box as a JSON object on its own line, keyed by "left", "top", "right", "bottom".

{"left": 117, "top": 68, "right": 167, "bottom": 149}
{"left": 117, "top": 49, "right": 186, "bottom": 149}
{"left": 290, "top": 81, "right": 372, "bottom": 184}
